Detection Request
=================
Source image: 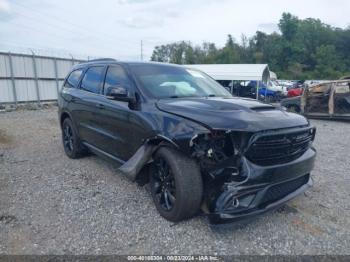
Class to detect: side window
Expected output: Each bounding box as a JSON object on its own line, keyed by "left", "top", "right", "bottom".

{"left": 104, "top": 65, "right": 132, "bottom": 94}
{"left": 64, "top": 69, "right": 83, "bottom": 88}
{"left": 80, "top": 66, "right": 105, "bottom": 94}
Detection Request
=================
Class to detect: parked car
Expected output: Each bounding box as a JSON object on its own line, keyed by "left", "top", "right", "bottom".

{"left": 249, "top": 81, "right": 283, "bottom": 102}
{"left": 269, "top": 80, "right": 288, "bottom": 96}
{"left": 281, "top": 79, "right": 350, "bottom": 120}
{"left": 287, "top": 86, "right": 303, "bottom": 97}
{"left": 58, "top": 59, "right": 316, "bottom": 224}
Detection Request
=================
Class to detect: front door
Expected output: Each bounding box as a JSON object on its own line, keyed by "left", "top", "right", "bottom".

{"left": 95, "top": 65, "right": 152, "bottom": 161}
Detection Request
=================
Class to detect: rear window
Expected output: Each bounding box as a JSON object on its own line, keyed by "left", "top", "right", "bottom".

{"left": 80, "top": 66, "right": 105, "bottom": 94}
{"left": 64, "top": 69, "right": 83, "bottom": 88}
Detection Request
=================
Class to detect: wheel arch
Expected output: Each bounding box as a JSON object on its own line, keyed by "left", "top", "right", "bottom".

{"left": 119, "top": 134, "right": 186, "bottom": 184}
{"left": 60, "top": 111, "right": 72, "bottom": 128}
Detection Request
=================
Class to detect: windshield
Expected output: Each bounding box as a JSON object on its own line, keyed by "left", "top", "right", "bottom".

{"left": 130, "top": 64, "right": 232, "bottom": 99}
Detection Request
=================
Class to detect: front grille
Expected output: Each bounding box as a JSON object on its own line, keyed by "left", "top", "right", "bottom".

{"left": 245, "top": 128, "right": 315, "bottom": 166}
{"left": 259, "top": 174, "right": 309, "bottom": 207}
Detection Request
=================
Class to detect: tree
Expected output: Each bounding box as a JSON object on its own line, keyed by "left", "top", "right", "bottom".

{"left": 279, "top": 13, "right": 299, "bottom": 41}
{"left": 150, "top": 13, "right": 350, "bottom": 79}
{"left": 313, "top": 45, "right": 344, "bottom": 79}
{"left": 215, "top": 35, "right": 240, "bottom": 63}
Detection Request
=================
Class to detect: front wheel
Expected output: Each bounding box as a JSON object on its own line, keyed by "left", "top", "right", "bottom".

{"left": 150, "top": 147, "right": 203, "bottom": 222}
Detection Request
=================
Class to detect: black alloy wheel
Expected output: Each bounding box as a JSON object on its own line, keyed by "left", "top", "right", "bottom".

{"left": 149, "top": 147, "right": 203, "bottom": 222}
{"left": 152, "top": 157, "right": 176, "bottom": 211}
{"left": 61, "top": 118, "right": 86, "bottom": 159}
{"left": 63, "top": 124, "right": 74, "bottom": 153}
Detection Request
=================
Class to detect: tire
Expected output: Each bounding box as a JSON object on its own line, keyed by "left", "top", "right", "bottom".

{"left": 61, "top": 118, "right": 87, "bottom": 159}
{"left": 149, "top": 147, "right": 203, "bottom": 222}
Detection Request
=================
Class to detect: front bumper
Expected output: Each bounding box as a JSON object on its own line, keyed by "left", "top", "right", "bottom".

{"left": 205, "top": 147, "right": 316, "bottom": 224}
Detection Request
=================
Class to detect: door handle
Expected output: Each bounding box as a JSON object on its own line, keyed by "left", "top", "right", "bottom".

{"left": 95, "top": 103, "right": 105, "bottom": 109}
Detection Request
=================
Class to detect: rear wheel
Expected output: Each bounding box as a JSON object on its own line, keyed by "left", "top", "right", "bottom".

{"left": 62, "top": 118, "right": 87, "bottom": 159}
{"left": 150, "top": 147, "right": 203, "bottom": 222}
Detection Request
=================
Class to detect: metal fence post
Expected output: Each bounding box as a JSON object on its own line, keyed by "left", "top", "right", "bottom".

{"left": 8, "top": 52, "right": 18, "bottom": 106}
{"left": 30, "top": 50, "right": 41, "bottom": 105}
{"left": 53, "top": 58, "right": 60, "bottom": 96}
{"left": 69, "top": 54, "right": 74, "bottom": 67}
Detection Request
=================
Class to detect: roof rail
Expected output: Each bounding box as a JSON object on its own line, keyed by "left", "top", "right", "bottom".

{"left": 87, "top": 58, "right": 117, "bottom": 62}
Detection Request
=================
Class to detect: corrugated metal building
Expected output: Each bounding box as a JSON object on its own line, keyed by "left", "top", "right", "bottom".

{"left": 187, "top": 64, "right": 271, "bottom": 83}
{"left": 187, "top": 64, "right": 271, "bottom": 99}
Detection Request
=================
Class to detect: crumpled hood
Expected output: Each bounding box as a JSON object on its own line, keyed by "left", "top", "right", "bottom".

{"left": 156, "top": 97, "right": 309, "bottom": 132}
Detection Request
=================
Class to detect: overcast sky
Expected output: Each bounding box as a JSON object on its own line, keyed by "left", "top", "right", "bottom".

{"left": 0, "top": 0, "right": 349, "bottom": 60}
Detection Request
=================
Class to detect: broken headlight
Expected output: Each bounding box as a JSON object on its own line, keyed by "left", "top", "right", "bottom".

{"left": 190, "top": 130, "right": 237, "bottom": 168}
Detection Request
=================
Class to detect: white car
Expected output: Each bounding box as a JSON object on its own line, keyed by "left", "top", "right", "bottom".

{"left": 269, "top": 80, "right": 288, "bottom": 96}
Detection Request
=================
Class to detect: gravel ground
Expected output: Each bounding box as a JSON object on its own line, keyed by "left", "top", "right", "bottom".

{"left": 0, "top": 107, "right": 349, "bottom": 255}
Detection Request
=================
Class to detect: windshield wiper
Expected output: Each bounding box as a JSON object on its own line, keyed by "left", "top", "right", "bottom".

{"left": 168, "top": 95, "right": 198, "bottom": 99}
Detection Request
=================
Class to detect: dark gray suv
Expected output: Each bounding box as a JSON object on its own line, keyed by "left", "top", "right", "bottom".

{"left": 58, "top": 59, "right": 316, "bottom": 224}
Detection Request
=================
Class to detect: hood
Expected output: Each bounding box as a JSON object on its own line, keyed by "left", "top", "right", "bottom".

{"left": 156, "top": 97, "right": 308, "bottom": 132}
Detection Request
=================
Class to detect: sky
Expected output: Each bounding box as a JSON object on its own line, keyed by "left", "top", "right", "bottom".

{"left": 0, "top": 0, "right": 349, "bottom": 60}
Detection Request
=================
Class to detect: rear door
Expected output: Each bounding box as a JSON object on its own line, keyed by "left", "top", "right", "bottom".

{"left": 76, "top": 66, "right": 106, "bottom": 146}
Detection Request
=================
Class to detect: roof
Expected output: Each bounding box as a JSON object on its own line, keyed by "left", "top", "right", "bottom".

{"left": 74, "top": 60, "right": 185, "bottom": 69}
{"left": 270, "top": 71, "right": 277, "bottom": 80}
{"left": 186, "top": 64, "right": 271, "bottom": 83}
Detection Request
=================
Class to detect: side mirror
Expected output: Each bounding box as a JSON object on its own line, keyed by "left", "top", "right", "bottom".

{"left": 106, "top": 85, "right": 133, "bottom": 102}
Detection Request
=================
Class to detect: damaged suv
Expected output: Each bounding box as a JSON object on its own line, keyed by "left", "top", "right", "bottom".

{"left": 58, "top": 60, "right": 316, "bottom": 224}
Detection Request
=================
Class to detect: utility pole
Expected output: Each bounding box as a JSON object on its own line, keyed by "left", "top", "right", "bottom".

{"left": 140, "top": 40, "right": 143, "bottom": 61}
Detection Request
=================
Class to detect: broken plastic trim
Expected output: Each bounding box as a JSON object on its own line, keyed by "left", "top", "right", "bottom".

{"left": 118, "top": 135, "right": 178, "bottom": 181}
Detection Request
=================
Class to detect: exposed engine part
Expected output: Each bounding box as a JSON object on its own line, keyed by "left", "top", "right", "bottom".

{"left": 190, "top": 131, "right": 235, "bottom": 169}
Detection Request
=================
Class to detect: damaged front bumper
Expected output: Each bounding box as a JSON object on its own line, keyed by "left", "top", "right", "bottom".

{"left": 204, "top": 147, "right": 316, "bottom": 224}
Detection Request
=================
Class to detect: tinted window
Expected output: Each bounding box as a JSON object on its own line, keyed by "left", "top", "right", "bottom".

{"left": 64, "top": 69, "right": 83, "bottom": 88}
{"left": 104, "top": 66, "right": 131, "bottom": 94}
{"left": 129, "top": 64, "right": 232, "bottom": 99}
{"left": 81, "top": 67, "right": 105, "bottom": 94}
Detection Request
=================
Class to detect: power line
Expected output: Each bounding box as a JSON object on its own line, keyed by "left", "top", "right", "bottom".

{"left": 5, "top": 2, "right": 170, "bottom": 60}
{"left": 10, "top": 1, "right": 142, "bottom": 47}
{"left": 3, "top": 17, "right": 142, "bottom": 60}
{"left": 9, "top": 9, "right": 137, "bottom": 51}
{"left": 9, "top": 1, "right": 168, "bottom": 59}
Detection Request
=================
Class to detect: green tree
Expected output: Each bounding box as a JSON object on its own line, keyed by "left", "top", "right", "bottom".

{"left": 313, "top": 45, "right": 344, "bottom": 79}
{"left": 279, "top": 13, "right": 299, "bottom": 41}
{"left": 150, "top": 13, "right": 350, "bottom": 79}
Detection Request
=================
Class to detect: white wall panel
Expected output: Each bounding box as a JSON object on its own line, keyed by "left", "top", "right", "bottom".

{"left": 0, "top": 54, "right": 11, "bottom": 77}
{"left": 36, "top": 58, "right": 55, "bottom": 78}
{"left": 56, "top": 60, "right": 74, "bottom": 78}
{"left": 11, "top": 56, "right": 35, "bottom": 78}
{"left": 0, "top": 52, "right": 84, "bottom": 104}
{"left": 0, "top": 80, "right": 14, "bottom": 103}
{"left": 14, "top": 80, "right": 38, "bottom": 102}
{"left": 38, "top": 80, "right": 57, "bottom": 100}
